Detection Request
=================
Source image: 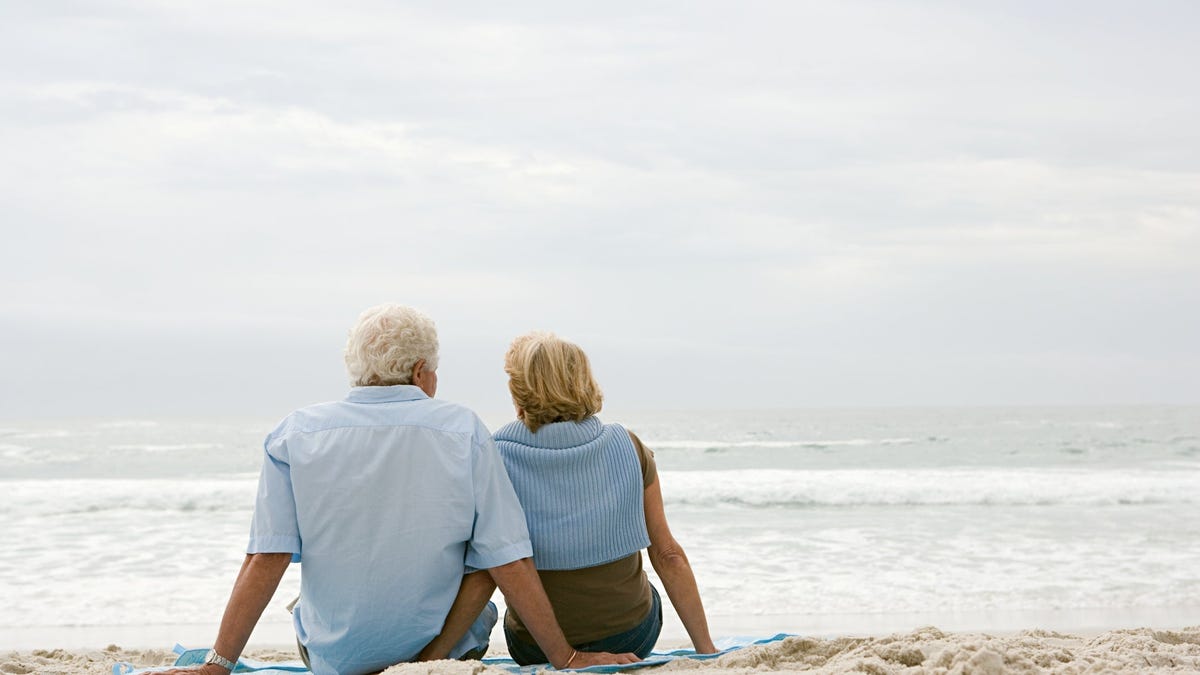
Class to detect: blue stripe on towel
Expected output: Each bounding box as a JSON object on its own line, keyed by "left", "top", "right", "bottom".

{"left": 112, "top": 634, "right": 794, "bottom": 674}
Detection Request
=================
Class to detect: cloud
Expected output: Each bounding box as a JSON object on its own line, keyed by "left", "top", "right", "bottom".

{"left": 1, "top": 1, "right": 1198, "bottom": 413}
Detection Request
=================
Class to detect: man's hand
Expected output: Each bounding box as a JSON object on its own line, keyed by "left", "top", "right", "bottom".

{"left": 489, "top": 558, "right": 647, "bottom": 669}
{"left": 568, "top": 651, "right": 641, "bottom": 668}
{"left": 145, "top": 553, "right": 290, "bottom": 675}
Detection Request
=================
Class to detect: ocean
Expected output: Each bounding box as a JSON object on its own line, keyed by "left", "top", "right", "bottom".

{"left": 2, "top": 406, "right": 1199, "bottom": 650}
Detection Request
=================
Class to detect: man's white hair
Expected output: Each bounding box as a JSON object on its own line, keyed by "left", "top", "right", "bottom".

{"left": 344, "top": 304, "right": 439, "bottom": 387}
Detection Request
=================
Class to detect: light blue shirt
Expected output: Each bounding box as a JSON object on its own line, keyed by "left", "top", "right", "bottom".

{"left": 247, "top": 385, "right": 533, "bottom": 675}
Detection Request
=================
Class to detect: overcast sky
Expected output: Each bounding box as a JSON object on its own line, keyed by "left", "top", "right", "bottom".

{"left": 2, "top": 1, "right": 1197, "bottom": 418}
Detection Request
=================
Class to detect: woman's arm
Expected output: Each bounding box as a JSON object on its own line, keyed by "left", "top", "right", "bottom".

{"left": 644, "top": 475, "right": 718, "bottom": 653}
{"left": 416, "top": 570, "right": 496, "bottom": 661}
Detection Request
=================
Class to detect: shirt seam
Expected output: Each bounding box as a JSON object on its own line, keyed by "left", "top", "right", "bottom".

{"left": 468, "top": 539, "right": 534, "bottom": 570}
{"left": 270, "top": 423, "right": 475, "bottom": 443}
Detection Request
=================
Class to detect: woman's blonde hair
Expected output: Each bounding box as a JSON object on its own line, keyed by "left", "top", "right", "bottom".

{"left": 505, "top": 331, "right": 603, "bottom": 433}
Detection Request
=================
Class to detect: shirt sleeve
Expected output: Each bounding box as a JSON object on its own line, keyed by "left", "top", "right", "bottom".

{"left": 246, "top": 433, "right": 302, "bottom": 562}
{"left": 465, "top": 421, "right": 533, "bottom": 572}
{"left": 629, "top": 431, "right": 658, "bottom": 488}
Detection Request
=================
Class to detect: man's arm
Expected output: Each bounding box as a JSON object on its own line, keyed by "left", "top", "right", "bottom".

{"left": 489, "top": 558, "right": 640, "bottom": 669}
{"left": 157, "top": 552, "right": 293, "bottom": 675}
{"left": 416, "top": 571, "right": 496, "bottom": 661}
{"left": 468, "top": 429, "right": 636, "bottom": 668}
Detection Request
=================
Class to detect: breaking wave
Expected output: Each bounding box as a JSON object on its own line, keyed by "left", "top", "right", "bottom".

{"left": 658, "top": 468, "right": 1200, "bottom": 508}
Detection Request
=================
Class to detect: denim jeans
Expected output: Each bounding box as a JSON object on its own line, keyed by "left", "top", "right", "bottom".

{"left": 505, "top": 584, "right": 663, "bottom": 665}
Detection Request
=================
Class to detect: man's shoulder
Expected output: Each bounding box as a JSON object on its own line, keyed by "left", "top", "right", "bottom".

{"left": 407, "top": 398, "right": 490, "bottom": 437}
{"left": 266, "top": 400, "right": 347, "bottom": 440}
{"left": 268, "top": 397, "right": 487, "bottom": 441}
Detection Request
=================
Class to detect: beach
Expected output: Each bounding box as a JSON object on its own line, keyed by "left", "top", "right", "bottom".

{"left": 6, "top": 625, "right": 1200, "bottom": 674}
{"left": 3, "top": 407, "right": 1198, "bottom": 673}
{"left": 7, "top": 0, "right": 1199, "bottom": 669}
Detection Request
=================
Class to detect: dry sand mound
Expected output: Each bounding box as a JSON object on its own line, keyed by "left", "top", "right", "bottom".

{"left": 5, "top": 626, "right": 1200, "bottom": 674}
{"left": 660, "top": 625, "right": 1200, "bottom": 673}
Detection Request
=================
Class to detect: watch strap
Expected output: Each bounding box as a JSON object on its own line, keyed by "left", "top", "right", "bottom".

{"left": 204, "top": 649, "right": 237, "bottom": 671}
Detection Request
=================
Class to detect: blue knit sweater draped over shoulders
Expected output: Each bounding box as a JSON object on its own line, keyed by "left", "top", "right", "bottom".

{"left": 494, "top": 416, "right": 650, "bottom": 571}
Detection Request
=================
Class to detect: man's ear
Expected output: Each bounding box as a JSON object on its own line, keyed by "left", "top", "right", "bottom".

{"left": 411, "top": 359, "right": 426, "bottom": 382}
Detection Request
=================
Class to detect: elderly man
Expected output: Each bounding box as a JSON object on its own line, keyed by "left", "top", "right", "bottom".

{"left": 164, "top": 305, "right": 637, "bottom": 675}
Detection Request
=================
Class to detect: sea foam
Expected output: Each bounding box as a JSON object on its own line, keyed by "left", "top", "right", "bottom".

{"left": 658, "top": 468, "right": 1200, "bottom": 508}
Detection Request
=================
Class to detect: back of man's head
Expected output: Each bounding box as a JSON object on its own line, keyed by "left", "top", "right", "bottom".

{"left": 344, "top": 304, "right": 439, "bottom": 387}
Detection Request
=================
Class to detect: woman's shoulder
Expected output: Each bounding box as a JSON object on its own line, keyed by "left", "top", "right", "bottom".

{"left": 493, "top": 418, "right": 529, "bottom": 441}
{"left": 621, "top": 429, "right": 657, "bottom": 487}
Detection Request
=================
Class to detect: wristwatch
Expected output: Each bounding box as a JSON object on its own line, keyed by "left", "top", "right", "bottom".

{"left": 203, "top": 649, "right": 237, "bottom": 671}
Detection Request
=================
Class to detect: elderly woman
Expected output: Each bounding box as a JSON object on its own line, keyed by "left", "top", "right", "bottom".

{"left": 493, "top": 331, "right": 718, "bottom": 664}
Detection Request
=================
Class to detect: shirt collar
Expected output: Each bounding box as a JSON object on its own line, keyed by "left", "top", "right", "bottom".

{"left": 345, "top": 384, "right": 429, "bottom": 404}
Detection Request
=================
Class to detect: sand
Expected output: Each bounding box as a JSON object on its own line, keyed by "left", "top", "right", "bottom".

{"left": 4, "top": 626, "right": 1200, "bottom": 674}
